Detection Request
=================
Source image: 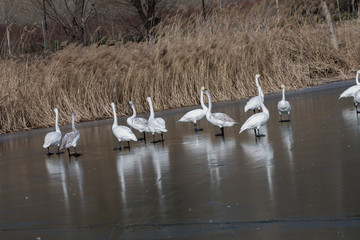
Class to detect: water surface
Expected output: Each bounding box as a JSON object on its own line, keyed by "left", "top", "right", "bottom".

{"left": 1, "top": 81, "right": 360, "bottom": 239}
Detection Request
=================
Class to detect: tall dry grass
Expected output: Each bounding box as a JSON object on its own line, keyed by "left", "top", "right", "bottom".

{"left": 1, "top": 1, "right": 360, "bottom": 134}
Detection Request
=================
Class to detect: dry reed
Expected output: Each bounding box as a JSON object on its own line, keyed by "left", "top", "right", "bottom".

{"left": 1, "top": 1, "right": 360, "bottom": 134}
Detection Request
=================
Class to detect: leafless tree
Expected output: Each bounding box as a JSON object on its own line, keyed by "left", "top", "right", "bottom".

{"left": 320, "top": 0, "right": 338, "bottom": 49}
{"left": 107, "top": 0, "right": 176, "bottom": 35}
{"left": 0, "top": 0, "right": 19, "bottom": 54}
{"left": 33, "top": 0, "right": 97, "bottom": 44}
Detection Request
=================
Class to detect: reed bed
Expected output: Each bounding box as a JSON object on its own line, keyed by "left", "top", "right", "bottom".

{"left": 1, "top": 2, "right": 360, "bottom": 134}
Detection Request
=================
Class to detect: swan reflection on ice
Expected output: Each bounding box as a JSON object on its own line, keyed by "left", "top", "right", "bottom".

{"left": 116, "top": 147, "right": 147, "bottom": 211}
{"left": 241, "top": 127, "right": 275, "bottom": 203}
{"left": 45, "top": 157, "right": 70, "bottom": 214}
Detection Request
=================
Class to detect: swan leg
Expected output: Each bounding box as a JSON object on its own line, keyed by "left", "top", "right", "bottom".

{"left": 356, "top": 104, "right": 360, "bottom": 115}
{"left": 151, "top": 134, "right": 157, "bottom": 144}
{"left": 215, "top": 127, "right": 224, "bottom": 137}
{"left": 56, "top": 146, "right": 64, "bottom": 155}
{"left": 72, "top": 147, "right": 81, "bottom": 157}
{"left": 279, "top": 113, "right": 290, "bottom": 123}
{"left": 124, "top": 141, "right": 131, "bottom": 149}
{"left": 138, "top": 132, "right": 145, "bottom": 141}
{"left": 256, "top": 129, "right": 266, "bottom": 138}
{"left": 67, "top": 148, "right": 71, "bottom": 156}
{"left": 194, "top": 123, "right": 203, "bottom": 132}
{"left": 253, "top": 109, "right": 256, "bottom": 114}
{"left": 160, "top": 133, "right": 164, "bottom": 142}
{"left": 113, "top": 141, "right": 122, "bottom": 151}
{"left": 46, "top": 147, "right": 53, "bottom": 156}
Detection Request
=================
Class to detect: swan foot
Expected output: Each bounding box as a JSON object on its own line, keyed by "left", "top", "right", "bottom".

{"left": 46, "top": 152, "right": 54, "bottom": 156}
{"left": 151, "top": 139, "right": 164, "bottom": 144}
{"left": 124, "top": 141, "right": 131, "bottom": 149}
{"left": 113, "top": 147, "right": 122, "bottom": 151}
{"left": 255, "top": 134, "right": 266, "bottom": 138}
{"left": 215, "top": 127, "right": 224, "bottom": 137}
{"left": 194, "top": 128, "right": 203, "bottom": 132}
{"left": 56, "top": 151, "right": 65, "bottom": 155}
{"left": 71, "top": 153, "right": 82, "bottom": 157}
{"left": 279, "top": 119, "right": 291, "bottom": 123}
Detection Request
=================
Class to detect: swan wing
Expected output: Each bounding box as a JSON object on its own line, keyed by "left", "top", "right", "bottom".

{"left": 149, "top": 118, "right": 167, "bottom": 133}
{"left": 240, "top": 113, "right": 268, "bottom": 133}
{"left": 113, "top": 126, "right": 137, "bottom": 141}
{"left": 244, "top": 96, "right": 261, "bottom": 112}
{"left": 178, "top": 109, "right": 206, "bottom": 123}
{"left": 339, "top": 85, "right": 360, "bottom": 99}
{"left": 60, "top": 131, "right": 80, "bottom": 149}
{"left": 43, "top": 131, "right": 62, "bottom": 148}
{"left": 131, "top": 117, "right": 149, "bottom": 132}
{"left": 212, "top": 112, "right": 236, "bottom": 123}
{"left": 277, "top": 100, "right": 291, "bottom": 113}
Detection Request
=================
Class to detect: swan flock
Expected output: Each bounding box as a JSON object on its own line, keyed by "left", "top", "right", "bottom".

{"left": 43, "top": 70, "right": 359, "bottom": 155}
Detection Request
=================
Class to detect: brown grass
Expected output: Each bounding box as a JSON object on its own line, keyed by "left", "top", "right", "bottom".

{"left": 1, "top": 1, "right": 360, "bottom": 134}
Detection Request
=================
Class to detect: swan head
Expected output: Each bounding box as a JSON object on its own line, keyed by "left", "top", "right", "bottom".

{"left": 280, "top": 84, "right": 285, "bottom": 89}
{"left": 255, "top": 74, "right": 261, "bottom": 79}
{"left": 201, "top": 86, "right": 206, "bottom": 92}
{"left": 146, "top": 97, "right": 152, "bottom": 103}
{"left": 111, "top": 102, "right": 115, "bottom": 108}
{"left": 129, "top": 100, "right": 133, "bottom": 105}
{"left": 72, "top": 112, "right": 76, "bottom": 117}
{"left": 54, "top": 108, "right": 58, "bottom": 113}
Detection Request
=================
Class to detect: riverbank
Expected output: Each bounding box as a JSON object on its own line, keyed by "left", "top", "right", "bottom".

{"left": 0, "top": 79, "right": 355, "bottom": 141}
{"left": 1, "top": 4, "right": 359, "bottom": 134}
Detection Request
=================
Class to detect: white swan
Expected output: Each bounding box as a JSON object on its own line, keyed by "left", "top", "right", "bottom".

{"left": 240, "top": 85, "right": 270, "bottom": 138}
{"left": 277, "top": 84, "right": 291, "bottom": 122}
{"left": 43, "top": 108, "right": 62, "bottom": 155}
{"left": 339, "top": 70, "right": 360, "bottom": 99}
{"left": 146, "top": 97, "right": 167, "bottom": 143}
{"left": 111, "top": 102, "right": 137, "bottom": 150}
{"left": 127, "top": 100, "right": 149, "bottom": 142}
{"left": 244, "top": 74, "right": 264, "bottom": 113}
{"left": 60, "top": 112, "right": 81, "bottom": 156}
{"left": 204, "top": 89, "right": 237, "bottom": 137}
{"left": 177, "top": 86, "right": 208, "bottom": 131}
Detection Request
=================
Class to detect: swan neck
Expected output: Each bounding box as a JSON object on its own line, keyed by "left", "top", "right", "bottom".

{"left": 112, "top": 104, "right": 118, "bottom": 127}
{"left": 255, "top": 76, "right": 260, "bottom": 87}
{"left": 131, "top": 104, "right": 136, "bottom": 118}
{"left": 206, "top": 92, "right": 212, "bottom": 116}
{"left": 200, "top": 90, "right": 207, "bottom": 111}
{"left": 356, "top": 72, "right": 360, "bottom": 85}
{"left": 282, "top": 87, "right": 285, "bottom": 100}
{"left": 71, "top": 113, "right": 76, "bottom": 131}
{"left": 259, "top": 96, "right": 269, "bottom": 115}
{"left": 55, "top": 110, "right": 60, "bottom": 132}
{"left": 148, "top": 99, "right": 154, "bottom": 119}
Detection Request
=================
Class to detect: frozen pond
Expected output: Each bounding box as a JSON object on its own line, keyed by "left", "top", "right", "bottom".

{"left": 1, "top": 81, "right": 360, "bottom": 239}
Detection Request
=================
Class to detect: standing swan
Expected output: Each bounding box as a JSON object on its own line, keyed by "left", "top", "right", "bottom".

{"left": 43, "top": 108, "right": 62, "bottom": 155}
{"left": 111, "top": 102, "right": 137, "bottom": 150}
{"left": 60, "top": 112, "right": 81, "bottom": 156}
{"left": 147, "top": 97, "right": 167, "bottom": 143}
{"left": 277, "top": 84, "right": 291, "bottom": 122}
{"left": 177, "top": 86, "right": 208, "bottom": 131}
{"left": 127, "top": 100, "right": 149, "bottom": 142}
{"left": 204, "top": 89, "right": 237, "bottom": 137}
{"left": 240, "top": 85, "right": 270, "bottom": 138}
{"left": 339, "top": 70, "right": 360, "bottom": 99}
{"left": 244, "top": 74, "right": 264, "bottom": 113}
